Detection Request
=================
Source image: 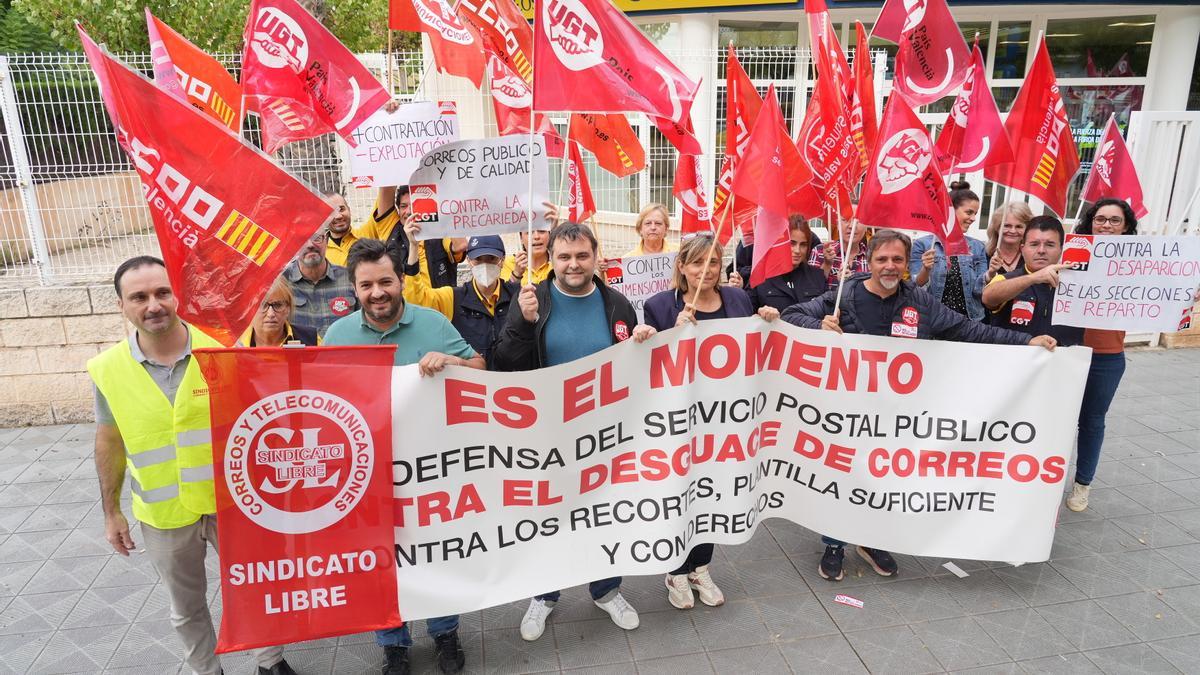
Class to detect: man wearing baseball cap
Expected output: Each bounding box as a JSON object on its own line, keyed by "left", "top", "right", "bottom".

{"left": 401, "top": 220, "right": 518, "bottom": 365}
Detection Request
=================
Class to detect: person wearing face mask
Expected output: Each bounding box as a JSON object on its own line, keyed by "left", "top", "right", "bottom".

{"left": 984, "top": 201, "right": 1034, "bottom": 281}
{"left": 625, "top": 203, "right": 678, "bottom": 256}
{"left": 282, "top": 227, "right": 358, "bottom": 339}
{"left": 401, "top": 218, "right": 516, "bottom": 366}
{"left": 910, "top": 181, "right": 990, "bottom": 321}
{"left": 782, "top": 230, "right": 1058, "bottom": 583}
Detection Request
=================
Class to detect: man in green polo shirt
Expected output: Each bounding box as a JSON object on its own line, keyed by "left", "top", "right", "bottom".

{"left": 322, "top": 238, "right": 482, "bottom": 675}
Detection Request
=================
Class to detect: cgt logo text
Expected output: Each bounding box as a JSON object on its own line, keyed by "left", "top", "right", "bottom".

{"left": 226, "top": 389, "right": 374, "bottom": 534}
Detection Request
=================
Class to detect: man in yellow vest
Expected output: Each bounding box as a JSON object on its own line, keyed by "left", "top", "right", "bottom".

{"left": 88, "top": 256, "right": 297, "bottom": 675}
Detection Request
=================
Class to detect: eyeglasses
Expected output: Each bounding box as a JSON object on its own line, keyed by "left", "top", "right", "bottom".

{"left": 261, "top": 301, "right": 289, "bottom": 313}
{"left": 1093, "top": 216, "right": 1125, "bottom": 226}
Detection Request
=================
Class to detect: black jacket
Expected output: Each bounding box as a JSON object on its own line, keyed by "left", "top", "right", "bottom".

{"left": 751, "top": 264, "right": 828, "bottom": 312}
{"left": 642, "top": 287, "right": 755, "bottom": 330}
{"left": 387, "top": 227, "right": 459, "bottom": 288}
{"left": 782, "top": 274, "right": 1032, "bottom": 345}
{"left": 987, "top": 266, "right": 1084, "bottom": 347}
{"left": 491, "top": 274, "right": 639, "bottom": 371}
{"left": 452, "top": 280, "right": 518, "bottom": 366}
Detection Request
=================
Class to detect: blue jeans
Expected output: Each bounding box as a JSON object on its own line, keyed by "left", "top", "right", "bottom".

{"left": 536, "top": 577, "right": 621, "bottom": 603}
{"left": 375, "top": 615, "right": 459, "bottom": 648}
{"left": 1075, "top": 352, "right": 1127, "bottom": 485}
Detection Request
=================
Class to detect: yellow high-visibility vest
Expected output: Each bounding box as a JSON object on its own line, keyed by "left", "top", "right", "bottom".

{"left": 87, "top": 325, "right": 221, "bottom": 529}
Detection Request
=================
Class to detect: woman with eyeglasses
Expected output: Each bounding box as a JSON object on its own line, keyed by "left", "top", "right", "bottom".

{"left": 1064, "top": 198, "right": 1138, "bottom": 512}
{"left": 241, "top": 277, "right": 321, "bottom": 347}
{"left": 641, "top": 234, "right": 779, "bottom": 611}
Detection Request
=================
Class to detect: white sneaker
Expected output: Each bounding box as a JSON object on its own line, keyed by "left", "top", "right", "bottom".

{"left": 1066, "top": 482, "right": 1090, "bottom": 512}
{"left": 665, "top": 574, "right": 694, "bottom": 609}
{"left": 594, "top": 592, "right": 640, "bottom": 630}
{"left": 520, "top": 598, "right": 554, "bottom": 641}
{"left": 688, "top": 566, "right": 725, "bottom": 607}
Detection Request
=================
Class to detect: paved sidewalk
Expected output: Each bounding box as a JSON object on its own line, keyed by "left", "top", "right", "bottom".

{"left": 0, "top": 348, "right": 1198, "bottom": 674}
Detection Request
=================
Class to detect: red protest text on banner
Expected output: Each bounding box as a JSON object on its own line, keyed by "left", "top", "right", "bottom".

{"left": 985, "top": 38, "right": 1080, "bottom": 218}
{"left": 1081, "top": 115, "right": 1148, "bottom": 219}
{"left": 243, "top": 0, "right": 390, "bottom": 153}
{"left": 78, "top": 27, "right": 335, "bottom": 345}
{"left": 194, "top": 346, "right": 400, "bottom": 651}
{"left": 873, "top": 0, "right": 970, "bottom": 106}
{"left": 934, "top": 41, "right": 1014, "bottom": 173}
{"left": 146, "top": 9, "right": 243, "bottom": 132}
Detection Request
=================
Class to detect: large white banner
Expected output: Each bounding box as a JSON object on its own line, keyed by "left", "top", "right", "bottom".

{"left": 408, "top": 136, "right": 550, "bottom": 239}
{"left": 603, "top": 252, "right": 676, "bottom": 322}
{"left": 391, "top": 319, "right": 1091, "bottom": 620}
{"left": 1055, "top": 234, "right": 1200, "bottom": 333}
{"left": 346, "top": 101, "right": 459, "bottom": 188}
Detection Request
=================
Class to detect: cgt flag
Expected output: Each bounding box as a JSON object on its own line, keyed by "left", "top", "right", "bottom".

{"left": 986, "top": 38, "right": 1080, "bottom": 218}
{"left": 1081, "top": 115, "right": 1148, "bottom": 219}
{"left": 243, "top": 0, "right": 390, "bottom": 153}
{"left": 145, "top": 9, "right": 242, "bottom": 132}
{"left": 858, "top": 93, "right": 969, "bottom": 255}
{"left": 78, "top": 26, "right": 335, "bottom": 346}
{"left": 193, "top": 346, "right": 400, "bottom": 651}
{"left": 533, "top": 0, "right": 699, "bottom": 133}
{"left": 935, "top": 41, "right": 1014, "bottom": 174}
{"left": 390, "top": 0, "right": 488, "bottom": 88}
{"left": 874, "top": 0, "right": 970, "bottom": 106}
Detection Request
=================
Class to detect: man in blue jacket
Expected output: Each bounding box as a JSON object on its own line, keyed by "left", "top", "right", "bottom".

{"left": 782, "top": 229, "right": 1057, "bottom": 582}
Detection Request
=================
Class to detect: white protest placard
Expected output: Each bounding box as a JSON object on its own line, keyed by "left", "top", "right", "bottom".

{"left": 1054, "top": 234, "right": 1200, "bottom": 333}
{"left": 346, "top": 101, "right": 459, "bottom": 188}
{"left": 408, "top": 136, "right": 549, "bottom": 239}
{"left": 603, "top": 253, "right": 676, "bottom": 322}
{"left": 390, "top": 319, "right": 1091, "bottom": 620}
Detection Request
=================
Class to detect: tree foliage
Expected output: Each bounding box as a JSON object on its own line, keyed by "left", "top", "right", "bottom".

{"left": 11, "top": 0, "right": 417, "bottom": 54}
{"left": 0, "top": 1, "right": 66, "bottom": 51}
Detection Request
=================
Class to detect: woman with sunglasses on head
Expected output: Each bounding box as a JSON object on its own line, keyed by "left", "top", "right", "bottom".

{"left": 1065, "top": 198, "right": 1139, "bottom": 512}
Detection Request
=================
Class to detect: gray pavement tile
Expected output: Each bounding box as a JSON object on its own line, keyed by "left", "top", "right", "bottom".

{"left": 0, "top": 530, "right": 68, "bottom": 564}
{"left": 0, "top": 428, "right": 26, "bottom": 448}
{"left": 1167, "top": 453, "right": 1200, "bottom": 479}
{"left": 0, "top": 590, "right": 83, "bottom": 635}
{"left": 17, "top": 426, "right": 72, "bottom": 444}
{"left": 707, "top": 644, "right": 789, "bottom": 673}
{"left": 1034, "top": 600, "right": 1139, "bottom": 652}
{"left": 844, "top": 625, "right": 943, "bottom": 674}
{"left": 813, "top": 584, "right": 906, "bottom": 631}
{"left": 1135, "top": 412, "right": 1200, "bottom": 434}
{"left": 875, "top": 576, "right": 968, "bottom": 622}
{"left": 1102, "top": 416, "right": 1157, "bottom": 439}
{"left": 0, "top": 631, "right": 53, "bottom": 673}
{"left": 17, "top": 502, "right": 92, "bottom": 533}
{"left": 1080, "top": 487, "right": 1151, "bottom": 520}
{"left": 60, "top": 585, "right": 152, "bottom": 630}
{"left": 0, "top": 479, "right": 57, "bottom": 506}
{"left": 29, "top": 622, "right": 127, "bottom": 674}
{"left": 0, "top": 559, "right": 42, "bottom": 595}
{"left": 330, "top": 642, "right": 381, "bottom": 673}
{"left": 92, "top": 553, "right": 160, "bottom": 588}
{"left": 1166, "top": 429, "right": 1200, "bottom": 448}
{"left": 106, "top": 620, "right": 183, "bottom": 670}
{"left": 1084, "top": 643, "right": 1179, "bottom": 674}
{"left": 1105, "top": 549, "right": 1197, "bottom": 591}
{"left": 729, "top": 556, "right": 810, "bottom": 598}
{"left": 1095, "top": 591, "right": 1200, "bottom": 642}
{"left": 480, "top": 627, "right": 560, "bottom": 674}
{"left": 557, "top": 666, "right": 632, "bottom": 675}
{"left": 13, "top": 459, "right": 85, "bottom": 485}
{"left": 1089, "top": 437, "right": 1157, "bottom": 467}
{"left": 690, "top": 599, "right": 771, "bottom": 651}
{"left": 134, "top": 584, "right": 172, "bottom": 624}
{"left": 974, "top": 608, "right": 1077, "bottom": 662}
{"left": 480, "top": 600, "right": 530, "bottom": 631}
{"left": 551, "top": 618, "right": 634, "bottom": 669}
{"left": 950, "top": 663, "right": 1020, "bottom": 674}
{"left": 909, "top": 616, "right": 1008, "bottom": 671}
{"left": 1120, "top": 456, "right": 1197, "bottom": 482}
{"left": 103, "top": 664, "right": 181, "bottom": 674}
{"left": 938, "top": 569, "right": 1029, "bottom": 614}
{"left": 1156, "top": 541, "right": 1200, "bottom": 571}
{"left": 1161, "top": 478, "right": 1200, "bottom": 509}
{"left": 50, "top": 528, "right": 113, "bottom": 559}
{"left": 777, "top": 634, "right": 868, "bottom": 674}
{"left": 1016, "top": 652, "right": 1103, "bottom": 674}
{"left": 1109, "top": 514, "right": 1198, "bottom": 549}
{"left": 721, "top": 526, "right": 786, "bottom": 563}
{"left": 271, "top": 646, "right": 334, "bottom": 675}
{"left": 39, "top": 441, "right": 95, "bottom": 463}
{"left": 1161, "top": 506, "right": 1200, "bottom": 540}
{"left": 755, "top": 592, "right": 839, "bottom": 640}
{"left": 1158, "top": 583, "right": 1200, "bottom": 623}
{"left": 21, "top": 556, "right": 107, "bottom": 594}
{"left": 994, "top": 563, "right": 1088, "bottom": 607}
{"left": 1051, "top": 555, "right": 1145, "bottom": 598}
{"left": 763, "top": 518, "right": 821, "bottom": 556}
{"left": 624, "top": 608, "right": 702, "bottom": 660}
{"left": 1148, "top": 634, "right": 1200, "bottom": 673}
{"left": 634, "top": 652, "right": 714, "bottom": 675}
{"left": 1128, "top": 431, "right": 1195, "bottom": 455}
{"left": 41, "top": 480, "right": 99, "bottom": 506}
{"left": 1116, "top": 482, "right": 1197, "bottom": 513}
{"left": 0, "top": 506, "right": 34, "bottom": 535}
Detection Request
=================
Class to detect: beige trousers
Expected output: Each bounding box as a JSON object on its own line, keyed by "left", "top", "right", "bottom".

{"left": 141, "top": 515, "right": 284, "bottom": 674}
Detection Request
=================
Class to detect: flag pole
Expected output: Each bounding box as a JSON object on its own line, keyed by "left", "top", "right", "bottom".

{"left": 525, "top": 5, "right": 539, "bottom": 288}
{"left": 688, "top": 175, "right": 729, "bottom": 315}
{"left": 555, "top": 122, "right": 574, "bottom": 225}
{"left": 386, "top": 29, "right": 394, "bottom": 93}
{"left": 832, "top": 191, "right": 856, "bottom": 317}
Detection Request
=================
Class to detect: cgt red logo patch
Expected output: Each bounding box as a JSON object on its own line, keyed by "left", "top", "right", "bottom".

{"left": 902, "top": 307, "right": 919, "bottom": 325}
{"left": 1062, "top": 234, "right": 1093, "bottom": 271}
{"left": 1010, "top": 300, "right": 1035, "bottom": 326}
{"left": 613, "top": 320, "right": 630, "bottom": 342}
{"left": 329, "top": 297, "right": 352, "bottom": 316}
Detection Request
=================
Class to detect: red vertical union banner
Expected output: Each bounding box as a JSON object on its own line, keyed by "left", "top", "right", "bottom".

{"left": 194, "top": 346, "right": 401, "bottom": 652}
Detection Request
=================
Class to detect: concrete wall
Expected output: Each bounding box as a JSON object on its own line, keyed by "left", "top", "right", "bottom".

{"left": 0, "top": 285, "right": 126, "bottom": 426}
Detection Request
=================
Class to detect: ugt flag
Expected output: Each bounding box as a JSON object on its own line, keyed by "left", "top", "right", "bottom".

{"left": 243, "top": 0, "right": 391, "bottom": 153}
{"left": 146, "top": 9, "right": 243, "bottom": 132}
{"left": 986, "top": 38, "right": 1080, "bottom": 217}
{"left": 193, "top": 346, "right": 400, "bottom": 651}
{"left": 1080, "top": 115, "right": 1148, "bottom": 219}
{"left": 874, "top": 0, "right": 970, "bottom": 105}
{"left": 934, "top": 40, "right": 1014, "bottom": 174}
{"left": 79, "top": 26, "right": 335, "bottom": 346}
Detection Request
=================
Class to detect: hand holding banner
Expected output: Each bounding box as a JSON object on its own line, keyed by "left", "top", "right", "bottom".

{"left": 347, "top": 102, "right": 460, "bottom": 188}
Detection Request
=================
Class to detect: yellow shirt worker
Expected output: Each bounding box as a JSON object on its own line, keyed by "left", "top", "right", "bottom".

{"left": 354, "top": 185, "right": 465, "bottom": 288}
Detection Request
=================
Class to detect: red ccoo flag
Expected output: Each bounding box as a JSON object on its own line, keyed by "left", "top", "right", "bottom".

{"left": 78, "top": 26, "right": 335, "bottom": 346}
{"left": 565, "top": 140, "right": 597, "bottom": 222}
{"left": 390, "top": 0, "right": 487, "bottom": 88}
{"left": 733, "top": 86, "right": 808, "bottom": 287}
{"left": 712, "top": 45, "right": 765, "bottom": 239}
{"left": 457, "top": 0, "right": 534, "bottom": 83}
{"left": 1081, "top": 115, "right": 1148, "bottom": 219}
{"left": 985, "top": 38, "right": 1080, "bottom": 217}
{"left": 243, "top": 0, "right": 390, "bottom": 153}
{"left": 858, "top": 93, "right": 969, "bottom": 256}
{"left": 935, "top": 41, "right": 1014, "bottom": 173}
{"left": 570, "top": 113, "right": 646, "bottom": 178}
{"left": 533, "top": 0, "right": 700, "bottom": 151}
{"left": 850, "top": 21, "right": 879, "bottom": 183}
{"left": 874, "top": 0, "right": 970, "bottom": 106}
{"left": 146, "top": 9, "right": 242, "bottom": 132}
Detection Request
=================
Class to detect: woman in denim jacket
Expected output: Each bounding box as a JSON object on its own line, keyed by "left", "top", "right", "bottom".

{"left": 908, "top": 182, "right": 989, "bottom": 321}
